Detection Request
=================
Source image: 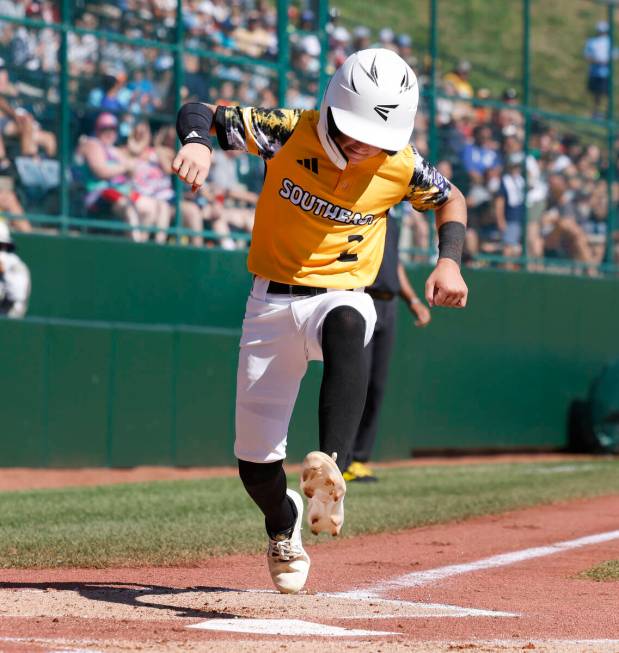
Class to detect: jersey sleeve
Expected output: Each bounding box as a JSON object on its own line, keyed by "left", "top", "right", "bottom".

{"left": 214, "top": 106, "right": 302, "bottom": 159}
{"left": 403, "top": 147, "right": 452, "bottom": 212}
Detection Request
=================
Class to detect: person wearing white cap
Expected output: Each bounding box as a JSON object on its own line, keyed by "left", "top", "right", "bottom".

{"left": 172, "top": 48, "right": 468, "bottom": 595}
{"left": 584, "top": 20, "right": 616, "bottom": 118}
{"left": 0, "top": 220, "right": 30, "bottom": 318}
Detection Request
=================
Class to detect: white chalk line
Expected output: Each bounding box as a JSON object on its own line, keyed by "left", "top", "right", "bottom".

{"left": 318, "top": 593, "right": 516, "bottom": 618}
{"left": 336, "top": 528, "right": 619, "bottom": 598}
{"left": 185, "top": 527, "right": 619, "bottom": 635}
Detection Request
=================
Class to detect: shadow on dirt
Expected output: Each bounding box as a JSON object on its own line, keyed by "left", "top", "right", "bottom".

{"left": 0, "top": 581, "right": 243, "bottom": 619}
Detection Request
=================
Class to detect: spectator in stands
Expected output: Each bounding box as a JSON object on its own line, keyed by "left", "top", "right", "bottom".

{"left": 461, "top": 125, "right": 501, "bottom": 185}
{"left": 584, "top": 21, "right": 614, "bottom": 118}
{"left": 77, "top": 112, "right": 161, "bottom": 242}
{"left": 474, "top": 87, "right": 493, "bottom": 125}
{"left": 377, "top": 27, "right": 397, "bottom": 52}
{"left": 0, "top": 220, "right": 30, "bottom": 319}
{"left": 540, "top": 173, "right": 595, "bottom": 269}
{"left": 0, "top": 59, "right": 56, "bottom": 162}
{"left": 292, "top": 9, "right": 321, "bottom": 65}
{"left": 208, "top": 148, "right": 258, "bottom": 250}
{"left": 495, "top": 152, "right": 526, "bottom": 260}
{"left": 352, "top": 26, "right": 371, "bottom": 53}
{"left": 154, "top": 123, "right": 232, "bottom": 248}
{"left": 492, "top": 88, "right": 524, "bottom": 140}
{"left": 88, "top": 69, "right": 131, "bottom": 113}
{"left": 584, "top": 179, "right": 610, "bottom": 262}
{"left": 129, "top": 121, "right": 206, "bottom": 246}
{"left": 330, "top": 26, "right": 351, "bottom": 70}
{"left": 464, "top": 166, "right": 502, "bottom": 261}
{"left": 125, "top": 121, "right": 174, "bottom": 244}
{"left": 183, "top": 53, "right": 210, "bottom": 102}
{"left": 443, "top": 60, "right": 474, "bottom": 99}
{"left": 127, "top": 68, "right": 159, "bottom": 114}
{"left": 231, "top": 12, "right": 275, "bottom": 59}
{"left": 396, "top": 33, "right": 416, "bottom": 68}
{"left": 0, "top": 174, "right": 30, "bottom": 233}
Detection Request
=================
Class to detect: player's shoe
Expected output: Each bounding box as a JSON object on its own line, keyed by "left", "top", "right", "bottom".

{"left": 300, "top": 451, "right": 346, "bottom": 536}
{"left": 343, "top": 461, "right": 378, "bottom": 483}
{"left": 267, "top": 489, "right": 310, "bottom": 594}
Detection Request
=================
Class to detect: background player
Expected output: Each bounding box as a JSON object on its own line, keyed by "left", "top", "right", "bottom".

{"left": 173, "top": 48, "right": 468, "bottom": 594}
{"left": 343, "top": 216, "right": 431, "bottom": 483}
{"left": 0, "top": 221, "right": 30, "bottom": 319}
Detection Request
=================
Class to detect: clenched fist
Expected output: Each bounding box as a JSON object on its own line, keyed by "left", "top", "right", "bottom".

{"left": 425, "top": 258, "right": 468, "bottom": 308}
{"left": 172, "top": 143, "right": 212, "bottom": 192}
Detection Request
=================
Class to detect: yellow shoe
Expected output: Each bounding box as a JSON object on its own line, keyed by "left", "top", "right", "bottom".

{"left": 344, "top": 461, "right": 378, "bottom": 483}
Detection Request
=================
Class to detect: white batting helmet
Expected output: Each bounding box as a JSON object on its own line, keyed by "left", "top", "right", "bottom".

{"left": 317, "top": 48, "right": 419, "bottom": 169}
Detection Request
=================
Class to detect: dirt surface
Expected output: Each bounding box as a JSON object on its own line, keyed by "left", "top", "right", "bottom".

{"left": 0, "top": 453, "right": 600, "bottom": 492}
{"left": 0, "top": 493, "right": 618, "bottom": 652}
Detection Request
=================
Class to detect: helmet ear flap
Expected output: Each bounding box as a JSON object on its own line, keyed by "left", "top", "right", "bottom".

{"left": 326, "top": 107, "right": 348, "bottom": 162}
{"left": 326, "top": 107, "right": 342, "bottom": 140}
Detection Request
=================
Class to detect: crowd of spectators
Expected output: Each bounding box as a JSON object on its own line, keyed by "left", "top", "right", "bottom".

{"left": 424, "top": 79, "right": 616, "bottom": 272}
{"left": 0, "top": 0, "right": 617, "bottom": 271}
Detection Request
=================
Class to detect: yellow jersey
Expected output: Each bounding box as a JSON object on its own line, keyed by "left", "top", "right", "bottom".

{"left": 214, "top": 106, "right": 452, "bottom": 289}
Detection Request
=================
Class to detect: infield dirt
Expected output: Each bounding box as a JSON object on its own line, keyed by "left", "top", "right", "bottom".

{"left": 0, "top": 490, "right": 617, "bottom": 652}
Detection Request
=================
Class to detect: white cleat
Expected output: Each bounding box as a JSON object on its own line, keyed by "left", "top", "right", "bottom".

{"left": 267, "top": 489, "right": 310, "bottom": 594}
{"left": 300, "top": 451, "right": 346, "bottom": 536}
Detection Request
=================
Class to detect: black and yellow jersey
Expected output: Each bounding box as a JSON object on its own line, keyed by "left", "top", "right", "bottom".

{"left": 214, "top": 106, "right": 451, "bottom": 289}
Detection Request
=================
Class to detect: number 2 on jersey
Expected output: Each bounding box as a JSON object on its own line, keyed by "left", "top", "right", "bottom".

{"left": 338, "top": 235, "right": 363, "bottom": 262}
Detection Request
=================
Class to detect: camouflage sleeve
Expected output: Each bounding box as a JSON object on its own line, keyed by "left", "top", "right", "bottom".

{"left": 403, "top": 147, "right": 452, "bottom": 212}
{"left": 214, "top": 106, "right": 302, "bottom": 159}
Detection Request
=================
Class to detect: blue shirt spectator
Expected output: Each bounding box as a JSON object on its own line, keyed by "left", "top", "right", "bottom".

{"left": 583, "top": 21, "right": 618, "bottom": 117}
{"left": 584, "top": 23, "right": 612, "bottom": 78}
{"left": 461, "top": 126, "right": 501, "bottom": 178}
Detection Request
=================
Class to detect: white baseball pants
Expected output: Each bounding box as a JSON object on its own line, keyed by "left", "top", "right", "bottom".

{"left": 234, "top": 275, "right": 377, "bottom": 463}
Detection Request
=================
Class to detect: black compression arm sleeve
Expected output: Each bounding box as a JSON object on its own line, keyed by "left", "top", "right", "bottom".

{"left": 176, "top": 102, "right": 214, "bottom": 151}
{"left": 437, "top": 221, "right": 466, "bottom": 267}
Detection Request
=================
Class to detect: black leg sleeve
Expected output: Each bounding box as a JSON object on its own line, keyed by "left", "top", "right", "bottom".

{"left": 352, "top": 298, "right": 397, "bottom": 462}
{"left": 319, "top": 305, "right": 369, "bottom": 471}
{"left": 238, "top": 459, "right": 296, "bottom": 537}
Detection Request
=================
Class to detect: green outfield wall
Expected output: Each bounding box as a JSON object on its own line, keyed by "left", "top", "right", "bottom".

{"left": 1, "top": 234, "right": 617, "bottom": 467}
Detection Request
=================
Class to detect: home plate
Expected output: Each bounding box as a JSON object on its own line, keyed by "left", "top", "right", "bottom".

{"left": 188, "top": 618, "right": 395, "bottom": 636}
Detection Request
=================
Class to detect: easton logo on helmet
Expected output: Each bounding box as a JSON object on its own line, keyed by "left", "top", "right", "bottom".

{"left": 373, "top": 104, "right": 398, "bottom": 121}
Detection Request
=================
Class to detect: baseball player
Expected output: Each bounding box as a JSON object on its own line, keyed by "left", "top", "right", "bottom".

{"left": 343, "top": 216, "right": 431, "bottom": 483}
{"left": 0, "top": 220, "right": 30, "bottom": 319}
{"left": 173, "top": 49, "right": 468, "bottom": 594}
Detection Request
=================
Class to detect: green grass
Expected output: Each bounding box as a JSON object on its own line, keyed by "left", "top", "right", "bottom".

{"left": 0, "top": 459, "right": 618, "bottom": 568}
{"left": 580, "top": 560, "right": 619, "bottom": 581}
{"left": 335, "top": 0, "right": 619, "bottom": 120}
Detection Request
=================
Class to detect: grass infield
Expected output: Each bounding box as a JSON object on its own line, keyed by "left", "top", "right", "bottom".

{"left": 0, "top": 459, "right": 617, "bottom": 568}
{"left": 580, "top": 560, "right": 619, "bottom": 582}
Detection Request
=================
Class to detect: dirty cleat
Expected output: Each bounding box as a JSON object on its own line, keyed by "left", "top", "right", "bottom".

{"left": 300, "top": 451, "right": 346, "bottom": 536}
{"left": 267, "top": 489, "right": 310, "bottom": 594}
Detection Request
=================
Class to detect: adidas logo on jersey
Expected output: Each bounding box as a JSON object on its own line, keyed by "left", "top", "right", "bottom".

{"left": 185, "top": 130, "right": 202, "bottom": 139}
{"left": 296, "top": 157, "right": 319, "bottom": 174}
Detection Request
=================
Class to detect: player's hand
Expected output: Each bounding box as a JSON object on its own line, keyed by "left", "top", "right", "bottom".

{"left": 425, "top": 258, "right": 468, "bottom": 308}
{"left": 172, "top": 143, "right": 212, "bottom": 192}
{"left": 410, "top": 300, "right": 431, "bottom": 327}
